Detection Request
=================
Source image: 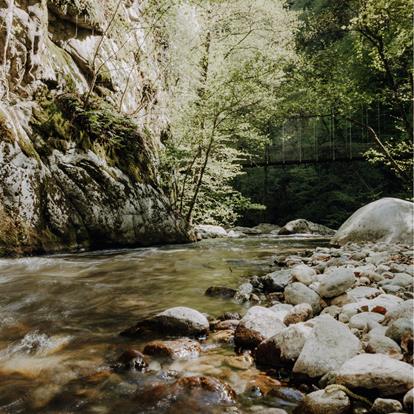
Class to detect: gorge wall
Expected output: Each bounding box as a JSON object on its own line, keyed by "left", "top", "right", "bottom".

{"left": 0, "top": 0, "right": 194, "bottom": 254}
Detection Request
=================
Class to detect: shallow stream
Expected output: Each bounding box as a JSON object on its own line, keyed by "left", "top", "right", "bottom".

{"left": 0, "top": 235, "right": 328, "bottom": 413}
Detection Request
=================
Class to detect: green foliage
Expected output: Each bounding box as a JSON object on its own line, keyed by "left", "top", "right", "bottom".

{"left": 235, "top": 162, "right": 404, "bottom": 228}
{"left": 155, "top": 0, "right": 297, "bottom": 225}
{"left": 32, "top": 93, "right": 155, "bottom": 183}
{"left": 279, "top": 0, "right": 412, "bottom": 183}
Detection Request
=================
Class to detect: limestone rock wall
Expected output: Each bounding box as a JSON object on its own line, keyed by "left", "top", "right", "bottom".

{"left": 0, "top": 0, "right": 193, "bottom": 254}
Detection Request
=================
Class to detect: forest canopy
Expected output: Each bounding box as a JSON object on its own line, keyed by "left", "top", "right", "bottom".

{"left": 142, "top": 0, "right": 412, "bottom": 226}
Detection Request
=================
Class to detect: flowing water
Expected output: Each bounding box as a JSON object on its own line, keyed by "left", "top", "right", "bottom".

{"left": 0, "top": 235, "right": 328, "bottom": 414}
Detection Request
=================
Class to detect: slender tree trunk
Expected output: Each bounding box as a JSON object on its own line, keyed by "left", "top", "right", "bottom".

{"left": 186, "top": 121, "right": 217, "bottom": 224}
{"left": 178, "top": 146, "right": 201, "bottom": 214}
{"left": 347, "top": 117, "right": 409, "bottom": 181}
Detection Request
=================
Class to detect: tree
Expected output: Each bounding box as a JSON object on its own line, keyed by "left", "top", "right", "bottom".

{"left": 279, "top": 0, "right": 412, "bottom": 184}
{"left": 156, "top": 0, "right": 297, "bottom": 224}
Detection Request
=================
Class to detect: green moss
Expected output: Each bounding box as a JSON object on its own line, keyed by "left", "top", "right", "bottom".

{"left": 0, "top": 113, "right": 15, "bottom": 143}
{"left": 31, "top": 92, "right": 156, "bottom": 183}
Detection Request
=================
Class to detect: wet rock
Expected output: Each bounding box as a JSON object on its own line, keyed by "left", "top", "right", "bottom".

{"left": 250, "top": 407, "right": 287, "bottom": 414}
{"left": 403, "top": 388, "right": 413, "bottom": 410}
{"left": 279, "top": 219, "right": 335, "bottom": 236}
{"left": 284, "top": 282, "right": 322, "bottom": 314}
{"left": 291, "top": 264, "right": 316, "bottom": 286}
{"left": 115, "top": 349, "right": 148, "bottom": 371}
{"left": 245, "top": 374, "right": 282, "bottom": 397}
{"left": 336, "top": 354, "right": 414, "bottom": 395}
{"left": 218, "top": 312, "right": 241, "bottom": 321}
{"left": 332, "top": 198, "right": 414, "bottom": 245}
{"left": 196, "top": 224, "right": 228, "bottom": 239}
{"left": 255, "top": 323, "right": 312, "bottom": 367}
{"left": 214, "top": 319, "right": 240, "bottom": 331}
{"left": 349, "top": 312, "right": 384, "bottom": 330}
{"left": 299, "top": 388, "right": 350, "bottom": 414}
{"left": 209, "top": 329, "right": 234, "bottom": 344}
{"left": 293, "top": 315, "right": 361, "bottom": 378}
{"left": 267, "top": 387, "right": 305, "bottom": 404}
{"left": 121, "top": 306, "right": 209, "bottom": 337}
{"left": 385, "top": 318, "right": 413, "bottom": 343}
{"left": 261, "top": 270, "right": 293, "bottom": 292}
{"left": 136, "top": 375, "right": 236, "bottom": 411}
{"left": 205, "top": 286, "right": 237, "bottom": 298}
{"left": 224, "top": 354, "right": 253, "bottom": 370}
{"left": 371, "top": 398, "right": 403, "bottom": 413}
{"left": 366, "top": 334, "right": 402, "bottom": 358}
{"left": 318, "top": 268, "right": 356, "bottom": 299}
{"left": 284, "top": 303, "right": 313, "bottom": 325}
{"left": 143, "top": 338, "right": 201, "bottom": 360}
{"left": 234, "top": 306, "right": 286, "bottom": 349}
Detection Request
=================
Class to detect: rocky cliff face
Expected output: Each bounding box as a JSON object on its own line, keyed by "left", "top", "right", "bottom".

{"left": 0, "top": 0, "right": 193, "bottom": 254}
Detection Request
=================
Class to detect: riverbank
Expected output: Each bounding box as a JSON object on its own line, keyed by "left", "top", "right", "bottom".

{"left": 0, "top": 233, "right": 412, "bottom": 413}
{"left": 118, "top": 238, "right": 413, "bottom": 413}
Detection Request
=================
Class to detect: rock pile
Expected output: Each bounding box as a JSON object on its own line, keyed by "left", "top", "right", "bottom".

{"left": 119, "top": 240, "right": 413, "bottom": 413}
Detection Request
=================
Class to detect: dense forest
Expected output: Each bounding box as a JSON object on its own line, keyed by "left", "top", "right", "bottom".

{"left": 144, "top": 0, "right": 412, "bottom": 227}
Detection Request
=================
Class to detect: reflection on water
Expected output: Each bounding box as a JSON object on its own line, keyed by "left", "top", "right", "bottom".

{"left": 0, "top": 236, "right": 327, "bottom": 413}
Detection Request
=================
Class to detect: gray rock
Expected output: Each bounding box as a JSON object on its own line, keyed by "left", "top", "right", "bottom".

{"left": 380, "top": 273, "right": 413, "bottom": 288}
{"left": 336, "top": 354, "right": 414, "bottom": 395}
{"left": 235, "top": 283, "right": 254, "bottom": 302}
{"left": 234, "top": 306, "right": 286, "bottom": 349}
{"left": 279, "top": 219, "right": 335, "bottom": 236}
{"left": 261, "top": 270, "right": 293, "bottom": 292}
{"left": 124, "top": 306, "right": 209, "bottom": 337}
{"left": 196, "top": 224, "right": 228, "bottom": 239}
{"left": 252, "top": 223, "right": 281, "bottom": 234}
{"left": 383, "top": 300, "right": 414, "bottom": 325}
{"left": 349, "top": 312, "right": 384, "bottom": 330}
{"left": 341, "top": 294, "right": 403, "bottom": 316}
{"left": 269, "top": 303, "right": 294, "bottom": 321}
{"left": 284, "top": 282, "right": 322, "bottom": 314}
{"left": 332, "top": 198, "right": 414, "bottom": 245}
{"left": 319, "top": 268, "right": 356, "bottom": 298}
{"left": 385, "top": 318, "right": 413, "bottom": 343}
{"left": 284, "top": 303, "right": 313, "bottom": 325}
{"left": 293, "top": 315, "right": 361, "bottom": 378}
{"left": 371, "top": 398, "right": 403, "bottom": 413}
{"left": 291, "top": 264, "right": 316, "bottom": 285}
{"left": 347, "top": 286, "right": 381, "bottom": 301}
{"left": 366, "top": 334, "right": 402, "bottom": 358}
{"left": 321, "top": 305, "right": 342, "bottom": 318}
{"left": 255, "top": 323, "right": 312, "bottom": 366}
{"left": 300, "top": 388, "right": 350, "bottom": 414}
{"left": 403, "top": 388, "right": 413, "bottom": 410}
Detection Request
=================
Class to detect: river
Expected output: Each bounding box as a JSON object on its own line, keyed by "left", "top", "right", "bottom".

{"left": 0, "top": 235, "right": 328, "bottom": 413}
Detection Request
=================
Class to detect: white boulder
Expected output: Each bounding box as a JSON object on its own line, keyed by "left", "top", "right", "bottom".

{"left": 332, "top": 198, "right": 414, "bottom": 245}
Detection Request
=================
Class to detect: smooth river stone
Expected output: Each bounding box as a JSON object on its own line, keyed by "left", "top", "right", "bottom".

{"left": 336, "top": 354, "right": 414, "bottom": 395}
{"left": 293, "top": 315, "right": 361, "bottom": 378}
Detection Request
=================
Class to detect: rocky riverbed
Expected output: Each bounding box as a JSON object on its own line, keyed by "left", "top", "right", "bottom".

{"left": 117, "top": 238, "right": 413, "bottom": 414}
